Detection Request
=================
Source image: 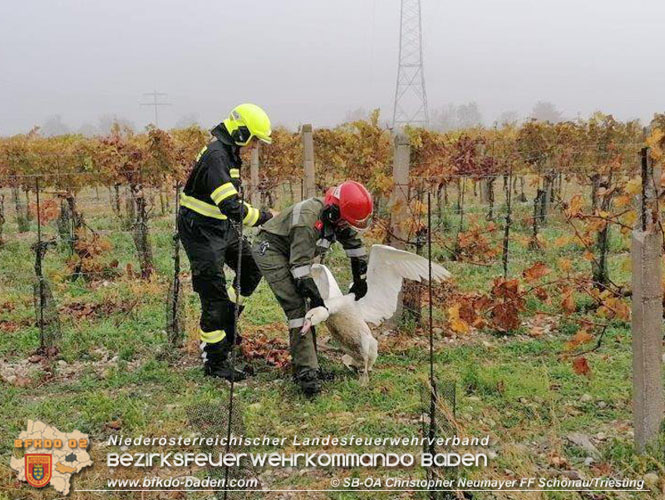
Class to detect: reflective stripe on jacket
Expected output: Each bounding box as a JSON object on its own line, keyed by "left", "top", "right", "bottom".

{"left": 259, "top": 197, "right": 366, "bottom": 277}
{"left": 180, "top": 130, "right": 269, "bottom": 226}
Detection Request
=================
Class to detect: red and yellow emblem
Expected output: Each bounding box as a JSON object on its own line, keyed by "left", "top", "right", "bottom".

{"left": 25, "top": 454, "right": 52, "bottom": 488}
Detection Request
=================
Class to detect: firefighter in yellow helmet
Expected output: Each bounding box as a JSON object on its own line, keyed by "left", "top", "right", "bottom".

{"left": 178, "top": 103, "right": 273, "bottom": 381}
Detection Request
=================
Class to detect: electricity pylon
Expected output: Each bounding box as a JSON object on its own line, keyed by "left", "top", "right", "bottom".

{"left": 392, "top": 0, "right": 429, "bottom": 129}
{"left": 140, "top": 90, "right": 171, "bottom": 128}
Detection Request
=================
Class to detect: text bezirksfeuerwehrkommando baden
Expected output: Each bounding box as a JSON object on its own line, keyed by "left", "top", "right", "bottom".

{"left": 108, "top": 451, "right": 488, "bottom": 468}
{"left": 106, "top": 434, "right": 489, "bottom": 448}
{"left": 106, "top": 434, "right": 491, "bottom": 469}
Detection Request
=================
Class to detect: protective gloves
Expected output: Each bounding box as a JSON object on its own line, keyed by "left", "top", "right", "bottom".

{"left": 349, "top": 257, "right": 368, "bottom": 300}
{"left": 295, "top": 276, "right": 326, "bottom": 309}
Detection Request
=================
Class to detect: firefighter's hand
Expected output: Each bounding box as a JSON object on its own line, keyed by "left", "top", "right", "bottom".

{"left": 295, "top": 276, "right": 325, "bottom": 309}
{"left": 269, "top": 209, "right": 280, "bottom": 216}
{"left": 349, "top": 279, "right": 367, "bottom": 300}
{"left": 349, "top": 257, "right": 368, "bottom": 300}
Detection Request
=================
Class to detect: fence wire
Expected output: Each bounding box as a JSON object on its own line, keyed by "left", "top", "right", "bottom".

{"left": 0, "top": 152, "right": 661, "bottom": 493}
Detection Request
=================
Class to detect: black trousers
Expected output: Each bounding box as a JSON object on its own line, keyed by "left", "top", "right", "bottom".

{"left": 177, "top": 207, "right": 262, "bottom": 347}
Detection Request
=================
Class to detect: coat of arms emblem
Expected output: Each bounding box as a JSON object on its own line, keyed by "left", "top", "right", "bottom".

{"left": 25, "top": 454, "right": 52, "bottom": 488}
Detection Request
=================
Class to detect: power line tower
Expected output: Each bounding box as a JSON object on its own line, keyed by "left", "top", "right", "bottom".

{"left": 392, "top": 0, "right": 429, "bottom": 129}
{"left": 140, "top": 90, "right": 171, "bottom": 128}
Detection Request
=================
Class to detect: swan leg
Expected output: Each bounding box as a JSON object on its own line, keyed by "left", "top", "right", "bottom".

{"left": 367, "top": 348, "right": 377, "bottom": 373}
{"left": 341, "top": 354, "right": 355, "bottom": 371}
{"left": 356, "top": 351, "right": 370, "bottom": 385}
{"left": 366, "top": 336, "right": 378, "bottom": 374}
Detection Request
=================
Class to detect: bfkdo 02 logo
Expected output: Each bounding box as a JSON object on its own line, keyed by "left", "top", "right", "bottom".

{"left": 12, "top": 430, "right": 90, "bottom": 493}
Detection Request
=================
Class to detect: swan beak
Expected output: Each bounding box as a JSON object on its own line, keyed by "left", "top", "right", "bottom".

{"left": 300, "top": 319, "right": 313, "bottom": 336}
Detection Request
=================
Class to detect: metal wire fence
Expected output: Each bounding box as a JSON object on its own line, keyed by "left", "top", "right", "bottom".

{"left": 1, "top": 150, "right": 660, "bottom": 493}
{"left": 0, "top": 164, "right": 638, "bottom": 347}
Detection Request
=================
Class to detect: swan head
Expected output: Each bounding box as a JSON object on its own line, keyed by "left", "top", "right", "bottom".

{"left": 300, "top": 306, "right": 330, "bottom": 335}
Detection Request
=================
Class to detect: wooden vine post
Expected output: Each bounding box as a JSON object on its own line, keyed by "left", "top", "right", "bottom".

{"left": 502, "top": 168, "right": 513, "bottom": 278}
{"left": 33, "top": 176, "right": 60, "bottom": 349}
{"left": 166, "top": 183, "right": 184, "bottom": 349}
{"left": 631, "top": 147, "right": 664, "bottom": 453}
{"left": 0, "top": 194, "right": 5, "bottom": 246}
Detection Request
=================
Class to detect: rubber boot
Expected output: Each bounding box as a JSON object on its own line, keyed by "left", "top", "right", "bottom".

{"left": 203, "top": 340, "right": 246, "bottom": 381}
{"left": 294, "top": 367, "right": 321, "bottom": 397}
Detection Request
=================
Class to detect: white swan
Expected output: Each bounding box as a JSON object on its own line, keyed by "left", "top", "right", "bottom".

{"left": 300, "top": 244, "right": 451, "bottom": 384}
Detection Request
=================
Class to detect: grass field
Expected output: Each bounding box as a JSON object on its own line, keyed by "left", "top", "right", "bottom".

{"left": 0, "top": 183, "right": 664, "bottom": 499}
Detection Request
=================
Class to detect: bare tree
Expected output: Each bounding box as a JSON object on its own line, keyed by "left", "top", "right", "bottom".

{"left": 456, "top": 102, "right": 483, "bottom": 128}
{"left": 496, "top": 110, "right": 519, "bottom": 127}
{"left": 175, "top": 112, "right": 200, "bottom": 129}
{"left": 431, "top": 102, "right": 483, "bottom": 131}
{"left": 431, "top": 104, "right": 458, "bottom": 131}
{"left": 98, "top": 114, "right": 135, "bottom": 135}
{"left": 531, "top": 101, "right": 563, "bottom": 123}
{"left": 41, "top": 115, "right": 70, "bottom": 137}
{"left": 78, "top": 122, "right": 99, "bottom": 137}
{"left": 343, "top": 107, "right": 369, "bottom": 123}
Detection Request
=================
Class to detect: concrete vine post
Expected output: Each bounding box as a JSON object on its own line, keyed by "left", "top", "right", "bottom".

{"left": 302, "top": 124, "right": 316, "bottom": 198}
{"left": 388, "top": 133, "right": 421, "bottom": 323}
{"left": 631, "top": 147, "right": 664, "bottom": 453}
{"left": 250, "top": 143, "right": 260, "bottom": 208}
{"left": 388, "top": 133, "right": 411, "bottom": 250}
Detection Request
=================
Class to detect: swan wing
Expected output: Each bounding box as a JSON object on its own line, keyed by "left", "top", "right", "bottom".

{"left": 357, "top": 244, "right": 451, "bottom": 325}
{"left": 310, "top": 263, "right": 344, "bottom": 300}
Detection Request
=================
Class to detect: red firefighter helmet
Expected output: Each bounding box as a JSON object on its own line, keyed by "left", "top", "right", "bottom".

{"left": 324, "top": 181, "right": 373, "bottom": 230}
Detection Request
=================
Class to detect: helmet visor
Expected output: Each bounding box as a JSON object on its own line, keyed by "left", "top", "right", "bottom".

{"left": 234, "top": 125, "right": 253, "bottom": 146}
{"left": 234, "top": 126, "right": 272, "bottom": 146}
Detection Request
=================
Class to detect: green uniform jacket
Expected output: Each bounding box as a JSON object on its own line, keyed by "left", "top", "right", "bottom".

{"left": 260, "top": 197, "right": 367, "bottom": 279}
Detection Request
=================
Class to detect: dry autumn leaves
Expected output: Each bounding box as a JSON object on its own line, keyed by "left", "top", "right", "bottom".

{"left": 443, "top": 257, "right": 632, "bottom": 379}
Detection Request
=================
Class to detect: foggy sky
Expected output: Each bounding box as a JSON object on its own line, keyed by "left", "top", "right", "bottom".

{"left": 1, "top": 0, "right": 664, "bottom": 135}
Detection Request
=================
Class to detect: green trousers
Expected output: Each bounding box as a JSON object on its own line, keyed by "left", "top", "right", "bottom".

{"left": 252, "top": 232, "right": 319, "bottom": 372}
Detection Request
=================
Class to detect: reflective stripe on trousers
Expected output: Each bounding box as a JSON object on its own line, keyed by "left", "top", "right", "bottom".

{"left": 288, "top": 317, "right": 305, "bottom": 329}
{"left": 200, "top": 328, "right": 226, "bottom": 344}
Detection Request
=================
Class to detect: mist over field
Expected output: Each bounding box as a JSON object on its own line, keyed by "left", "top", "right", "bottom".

{"left": 1, "top": 0, "right": 664, "bottom": 135}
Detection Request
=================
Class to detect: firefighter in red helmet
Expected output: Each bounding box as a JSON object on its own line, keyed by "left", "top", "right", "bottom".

{"left": 252, "top": 181, "right": 373, "bottom": 396}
